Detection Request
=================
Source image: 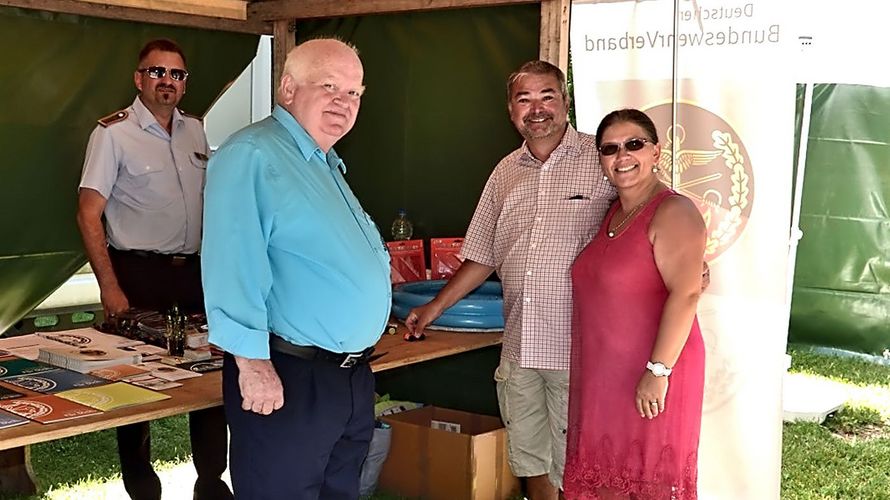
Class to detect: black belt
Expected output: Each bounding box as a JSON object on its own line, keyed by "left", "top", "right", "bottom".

{"left": 109, "top": 247, "right": 199, "bottom": 266}
{"left": 269, "top": 335, "right": 375, "bottom": 369}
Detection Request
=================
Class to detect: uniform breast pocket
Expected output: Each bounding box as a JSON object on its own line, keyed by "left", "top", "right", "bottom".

{"left": 190, "top": 153, "right": 208, "bottom": 171}
{"left": 121, "top": 162, "right": 173, "bottom": 210}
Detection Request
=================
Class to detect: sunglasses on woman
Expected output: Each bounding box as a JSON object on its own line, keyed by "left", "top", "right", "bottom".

{"left": 138, "top": 66, "right": 189, "bottom": 82}
{"left": 598, "top": 138, "right": 651, "bottom": 156}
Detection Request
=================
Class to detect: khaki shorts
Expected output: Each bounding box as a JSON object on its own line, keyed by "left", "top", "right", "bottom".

{"left": 494, "top": 358, "right": 569, "bottom": 489}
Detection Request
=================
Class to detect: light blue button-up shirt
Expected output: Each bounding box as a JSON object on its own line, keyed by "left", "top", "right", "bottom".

{"left": 202, "top": 105, "right": 391, "bottom": 359}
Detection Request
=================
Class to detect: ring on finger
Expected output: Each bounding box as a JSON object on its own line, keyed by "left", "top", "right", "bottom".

{"left": 649, "top": 400, "right": 658, "bottom": 406}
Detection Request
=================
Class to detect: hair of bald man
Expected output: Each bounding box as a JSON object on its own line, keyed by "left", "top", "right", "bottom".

{"left": 277, "top": 37, "right": 361, "bottom": 102}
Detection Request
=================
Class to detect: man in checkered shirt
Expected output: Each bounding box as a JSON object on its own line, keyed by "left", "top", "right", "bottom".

{"left": 406, "top": 60, "right": 615, "bottom": 500}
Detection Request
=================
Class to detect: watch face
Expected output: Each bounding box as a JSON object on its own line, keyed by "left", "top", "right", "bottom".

{"left": 648, "top": 362, "right": 669, "bottom": 376}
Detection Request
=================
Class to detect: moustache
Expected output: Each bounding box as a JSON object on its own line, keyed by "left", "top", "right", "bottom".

{"left": 157, "top": 85, "right": 176, "bottom": 92}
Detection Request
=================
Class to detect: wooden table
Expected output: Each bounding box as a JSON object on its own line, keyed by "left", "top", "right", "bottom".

{"left": 0, "top": 326, "right": 503, "bottom": 492}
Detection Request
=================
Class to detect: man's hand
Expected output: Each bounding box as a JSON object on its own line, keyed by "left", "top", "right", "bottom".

{"left": 701, "top": 261, "right": 711, "bottom": 292}
{"left": 100, "top": 284, "right": 130, "bottom": 319}
{"left": 234, "top": 356, "right": 284, "bottom": 415}
{"left": 404, "top": 301, "right": 445, "bottom": 339}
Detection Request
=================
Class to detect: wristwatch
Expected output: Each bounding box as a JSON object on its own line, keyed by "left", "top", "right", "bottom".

{"left": 646, "top": 361, "right": 672, "bottom": 377}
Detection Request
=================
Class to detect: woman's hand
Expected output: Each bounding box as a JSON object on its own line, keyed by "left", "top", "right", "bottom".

{"left": 635, "top": 372, "right": 669, "bottom": 419}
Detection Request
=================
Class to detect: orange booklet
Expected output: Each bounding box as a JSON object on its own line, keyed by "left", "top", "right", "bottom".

{"left": 0, "top": 394, "right": 100, "bottom": 423}
{"left": 89, "top": 364, "right": 149, "bottom": 381}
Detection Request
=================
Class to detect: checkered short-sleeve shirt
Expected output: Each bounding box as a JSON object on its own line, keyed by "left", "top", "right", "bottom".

{"left": 461, "top": 126, "right": 615, "bottom": 370}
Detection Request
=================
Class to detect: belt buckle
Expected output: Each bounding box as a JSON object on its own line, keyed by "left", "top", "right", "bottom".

{"left": 171, "top": 255, "right": 187, "bottom": 266}
{"left": 339, "top": 353, "right": 361, "bottom": 369}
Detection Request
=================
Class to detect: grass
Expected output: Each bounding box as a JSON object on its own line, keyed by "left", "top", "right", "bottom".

{"left": 781, "top": 346, "right": 890, "bottom": 500}
{"left": 1, "top": 346, "right": 888, "bottom": 498}
{"left": 0, "top": 416, "right": 193, "bottom": 500}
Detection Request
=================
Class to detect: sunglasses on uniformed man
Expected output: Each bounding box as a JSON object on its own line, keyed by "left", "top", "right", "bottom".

{"left": 138, "top": 66, "right": 189, "bottom": 82}
{"left": 598, "top": 138, "right": 651, "bottom": 156}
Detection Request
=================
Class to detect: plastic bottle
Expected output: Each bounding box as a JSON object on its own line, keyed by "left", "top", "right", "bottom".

{"left": 391, "top": 209, "right": 414, "bottom": 241}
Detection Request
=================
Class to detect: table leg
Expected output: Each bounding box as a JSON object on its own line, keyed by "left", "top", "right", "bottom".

{"left": 0, "top": 446, "right": 37, "bottom": 494}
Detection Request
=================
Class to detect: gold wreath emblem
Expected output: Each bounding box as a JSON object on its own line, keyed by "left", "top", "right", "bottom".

{"left": 706, "top": 130, "right": 749, "bottom": 256}
{"left": 658, "top": 126, "right": 750, "bottom": 257}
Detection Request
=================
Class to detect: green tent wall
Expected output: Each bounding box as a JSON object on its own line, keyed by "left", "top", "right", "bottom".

{"left": 0, "top": 7, "right": 258, "bottom": 333}
{"left": 790, "top": 84, "right": 890, "bottom": 355}
{"left": 295, "top": 5, "right": 540, "bottom": 241}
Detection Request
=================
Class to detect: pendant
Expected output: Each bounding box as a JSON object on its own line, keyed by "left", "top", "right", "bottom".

{"left": 607, "top": 231, "right": 615, "bottom": 238}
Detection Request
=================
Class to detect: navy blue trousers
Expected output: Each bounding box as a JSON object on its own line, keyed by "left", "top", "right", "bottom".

{"left": 223, "top": 350, "right": 375, "bottom": 500}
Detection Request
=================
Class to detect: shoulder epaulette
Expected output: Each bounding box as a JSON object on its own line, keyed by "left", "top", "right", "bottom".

{"left": 180, "top": 110, "right": 204, "bottom": 123}
{"left": 98, "top": 110, "right": 128, "bottom": 128}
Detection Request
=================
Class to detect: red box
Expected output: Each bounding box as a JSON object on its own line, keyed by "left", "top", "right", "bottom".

{"left": 386, "top": 240, "right": 426, "bottom": 284}
{"left": 430, "top": 238, "right": 464, "bottom": 280}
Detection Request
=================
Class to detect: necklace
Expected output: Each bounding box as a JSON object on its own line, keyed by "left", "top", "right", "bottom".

{"left": 607, "top": 201, "right": 646, "bottom": 238}
{"left": 607, "top": 186, "right": 661, "bottom": 238}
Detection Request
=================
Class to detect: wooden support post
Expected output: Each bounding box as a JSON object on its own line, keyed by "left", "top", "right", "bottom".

{"left": 539, "top": 0, "right": 570, "bottom": 72}
{"left": 272, "top": 19, "right": 296, "bottom": 108}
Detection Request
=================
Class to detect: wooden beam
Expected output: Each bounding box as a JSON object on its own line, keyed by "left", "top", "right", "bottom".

{"left": 1, "top": 0, "right": 271, "bottom": 34}
{"left": 539, "top": 0, "right": 569, "bottom": 72}
{"left": 77, "top": 0, "right": 247, "bottom": 20}
{"left": 249, "top": 0, "right": 538, "bottom": 21}
{"left": 271, "top": 19, "right": 295, "bottom": 106}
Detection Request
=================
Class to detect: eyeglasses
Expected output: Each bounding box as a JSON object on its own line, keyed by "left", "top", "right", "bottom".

{"left": 138, "top": 66, "right": 189, "bottom": 82}
{"left": 598, "top": 138, "right": 651, "bottom": 156}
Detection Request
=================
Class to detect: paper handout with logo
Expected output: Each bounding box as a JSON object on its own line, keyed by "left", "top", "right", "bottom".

{"left": 0, "top": 358, "right": 56, "bottom": 379}
{"left": 89, "top": 364, "right": 150, "bottom": 381}
{"left": 0, "top": 394, "right": 101, "bottom": 423}
{"left": 2, "top": 369, "right": 108, "bottom": 394}
{"left": 57, "top": 382, "right": 170, "bottom": 412}
{"left": 38, "top": 328, "right": 143, "bottom": 349}
{"left": 0, "top": 410, "right": 28, "bottom": 429}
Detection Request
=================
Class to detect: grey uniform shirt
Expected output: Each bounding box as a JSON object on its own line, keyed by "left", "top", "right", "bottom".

{"left": 79, "top": 96, "right": 209, "bottom": 254}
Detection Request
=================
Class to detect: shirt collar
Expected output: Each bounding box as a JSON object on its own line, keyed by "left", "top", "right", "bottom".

{"left": 132, "top": 96, "right": 184, "bottom": 132}
{"left": 272, "top": 105, "right": 347, "bottom": 174}
{"left": 519, "top": 124, "right": 581, "bottom": 163}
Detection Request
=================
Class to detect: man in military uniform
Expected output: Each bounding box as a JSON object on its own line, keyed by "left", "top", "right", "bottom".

{"left": 76, "top": 39, "right": 231, "bottom": 500}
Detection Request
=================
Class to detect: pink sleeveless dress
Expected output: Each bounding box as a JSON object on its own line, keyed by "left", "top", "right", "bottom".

{"left": 564, "top": 190, "right": 704, "bottom": 500}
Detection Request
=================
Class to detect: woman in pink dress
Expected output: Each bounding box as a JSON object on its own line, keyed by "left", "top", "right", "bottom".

{"left": 564, "top": 109, "right": 706, "bottom": 500}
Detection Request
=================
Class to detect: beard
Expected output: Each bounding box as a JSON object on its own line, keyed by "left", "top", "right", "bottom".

{"left": 155, "top": 85, "right": 178, "bottom": 104}
{"left": 519, "top": 113, "right": 562, "bottom": 140}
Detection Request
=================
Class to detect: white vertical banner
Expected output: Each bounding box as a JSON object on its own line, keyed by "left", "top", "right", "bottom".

{"left": 571, "top": 1, "right": 797, "bottom": 499}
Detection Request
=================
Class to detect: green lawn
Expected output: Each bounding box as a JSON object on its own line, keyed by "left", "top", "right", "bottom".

{"left": 0, "top": 417, "right": 193, "bottom": 500}
{"left": 0, "top": 345, "right": 887, "bottom": 499}
{"left": 781, "top": 346, "right": 890, "bottom": 500}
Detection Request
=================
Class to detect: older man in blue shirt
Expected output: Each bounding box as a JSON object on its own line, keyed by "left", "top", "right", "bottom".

{"left": 202, "top": 38, "right": 391, "bottom": 499}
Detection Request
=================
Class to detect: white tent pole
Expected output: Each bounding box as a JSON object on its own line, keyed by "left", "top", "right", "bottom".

{"left": 670, "top": 0, "right": 680, "bottom": 188}
{"left": 786, "top": 82, "right": 814, "bottom": 309}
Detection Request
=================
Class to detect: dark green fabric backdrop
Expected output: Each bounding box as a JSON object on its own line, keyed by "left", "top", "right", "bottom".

{"left": 0, "top": 7, "right": 257, "bottom": 333}
{"left": 296, "top": 6, "right": 539, "bottom": 413}
{"left": 296, "top": 5, "right": 540, "bottom": 241}
{"left": 790, "top": 84, "right": 890, "bottom": 354}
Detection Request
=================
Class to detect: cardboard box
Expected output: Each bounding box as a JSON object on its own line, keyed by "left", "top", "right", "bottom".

{"left": 379, "top": 406, "right": 519, "bottom": 500}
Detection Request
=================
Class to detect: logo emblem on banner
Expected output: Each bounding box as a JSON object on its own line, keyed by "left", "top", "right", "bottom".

{"left": 646, "top": 103, "right": 754, "bottom": 259}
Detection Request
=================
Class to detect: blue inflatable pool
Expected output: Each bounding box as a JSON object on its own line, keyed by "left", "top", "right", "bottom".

{"left": 391, "top": 280, "right": 504, "bottom": 331}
